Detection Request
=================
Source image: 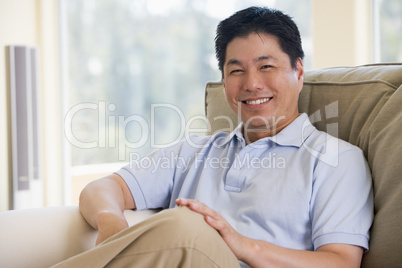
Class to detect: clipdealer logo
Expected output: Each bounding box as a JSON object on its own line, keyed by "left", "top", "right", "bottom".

{"left": 64, "top": 100, "right": 339, "bottom": 164}
{"left": 128, "top": 151, "right": 286, "bottom": 174}
{"left": 64, "top": 101, "right": 228, "bottom": 160}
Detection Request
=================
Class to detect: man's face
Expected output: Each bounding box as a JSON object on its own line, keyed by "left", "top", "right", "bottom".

{"left": 223, "top": 33, "right": 304, "bottom": 141}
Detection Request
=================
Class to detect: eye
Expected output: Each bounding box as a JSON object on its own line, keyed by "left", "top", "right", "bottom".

{"left": 230, "top": 69, "right": 244, "bottom": 74}
{"left": 261, "top": 65, "right": 273, "bottom": 70}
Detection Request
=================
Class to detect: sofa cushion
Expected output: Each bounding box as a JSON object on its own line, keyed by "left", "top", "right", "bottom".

{"left": 204, "top": 63, "right": 402, "bottom": 267}
{"left": 204, "top": 82, "right": 239, "bottom": 135}
{"left": 0, "top": 206, "right": 156, "bottom": 267}
{"left": 300, "top": 64, "right": 402, "bottom": 268}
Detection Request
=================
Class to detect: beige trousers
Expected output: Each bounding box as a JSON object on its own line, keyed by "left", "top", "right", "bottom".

{"left": 53, "top": 206, "right": 240, "bottom": 268}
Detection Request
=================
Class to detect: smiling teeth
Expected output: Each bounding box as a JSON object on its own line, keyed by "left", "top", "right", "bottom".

{"left": 246, "top": 98, "right": 271, "bottom": 105}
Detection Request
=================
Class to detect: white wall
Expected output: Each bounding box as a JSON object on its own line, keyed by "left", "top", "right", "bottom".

{"left": 0, "top": 0, "right": 63, "bottom": 210}
{"left": 312, "top": 0, "right": 373, "bottom": 68}
{"left": 0, "top": 0, "right": 38, "bottom": 210}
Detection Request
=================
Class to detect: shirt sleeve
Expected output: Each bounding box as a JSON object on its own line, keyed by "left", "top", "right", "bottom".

{"left": 114, "top": 134, "right": 217, "bottom": 210}
{"left": 310, "top": 144, "right": 374, "bottom": 251}
{"left": 115, "top": 144, "right": 183, "bottom": 210}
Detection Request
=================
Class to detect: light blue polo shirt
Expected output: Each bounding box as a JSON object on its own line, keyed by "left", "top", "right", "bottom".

{"left": 116, "top": 113, "right": 373, "bottom": 253}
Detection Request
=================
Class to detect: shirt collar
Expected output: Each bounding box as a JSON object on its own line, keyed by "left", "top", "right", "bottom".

{"left": 214, "top": 123, "right": 244, "bottom": 147}
{"left": 270, "top": 113, "right": 316, "bottom": 147}
{"left": 217, "top": 113, "right": 316, "bottom": 148}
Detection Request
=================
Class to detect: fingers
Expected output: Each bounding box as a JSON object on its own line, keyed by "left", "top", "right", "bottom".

{"left": 176, "top": 198, "right": 247, "bottom": 260}
{"left": 176, "top": 198, "right": 226, "bottom": 231}
{"left": 176, "top": 198, "right": 216, "bottom": 218}
{"left": 205, "top": 215, "right": 225, "bottom": 231}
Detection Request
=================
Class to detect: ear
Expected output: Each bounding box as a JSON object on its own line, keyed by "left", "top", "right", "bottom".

{"left": 223, "top": 79, "right": 227, "bottom": 100}
{"left": 295, "top": 58, "right": 304, "bottom": 93}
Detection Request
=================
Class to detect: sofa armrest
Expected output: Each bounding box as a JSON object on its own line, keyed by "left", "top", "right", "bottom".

{"left": 0, "top": 206, "right": 156, "bottom": 268}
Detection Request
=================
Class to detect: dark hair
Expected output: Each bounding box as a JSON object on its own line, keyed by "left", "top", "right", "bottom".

{"left": 215, "top": 6, "right": 304, "bottom": 74}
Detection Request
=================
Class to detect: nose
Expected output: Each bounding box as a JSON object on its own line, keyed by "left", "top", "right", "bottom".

{"left": 244, "top": 71, "right": 263, "bottom": 91}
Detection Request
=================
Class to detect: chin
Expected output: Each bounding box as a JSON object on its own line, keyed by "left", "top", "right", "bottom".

{"left": 243, "top": 119, "right": 272, "bottom": 130}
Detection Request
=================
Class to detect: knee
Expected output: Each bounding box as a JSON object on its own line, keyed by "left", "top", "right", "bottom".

{"left": 159, "top": 206, "right": 212, "bottom": 235}
{"left": 153, "top": 207, "right": 239, "bottom": 267}
{"left": 147, "top": 206, "right": 223, "bottom": 247}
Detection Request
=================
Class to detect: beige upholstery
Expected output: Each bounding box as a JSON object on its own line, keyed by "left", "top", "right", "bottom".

{"left": 205, "top": 63, "right": 402, "bottom": 268}
{"left": 0, "top": 206, "right": 157, "bottom": 267}
{"left": 0, "top": 64, "right": 401, "bottom": 268}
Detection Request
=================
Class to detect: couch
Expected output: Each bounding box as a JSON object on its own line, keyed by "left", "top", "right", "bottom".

{"left": 1, "top": 63, "right": 401, "bottom": 267}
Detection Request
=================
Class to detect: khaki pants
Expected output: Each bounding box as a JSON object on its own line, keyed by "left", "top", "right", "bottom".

{"left": 53, "top": 206, "right": 240, "bottom": 268}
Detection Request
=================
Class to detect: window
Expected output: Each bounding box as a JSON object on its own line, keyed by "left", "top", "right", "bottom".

{"left": 60, "top": 0, "right": 312, "bottom": 167}
{"left": 373, "top": 0, "right": 402, "bottom": 62}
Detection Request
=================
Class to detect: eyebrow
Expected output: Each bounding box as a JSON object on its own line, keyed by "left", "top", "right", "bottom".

{"left": 226, "top": 55, "right": 278, "bottom": 67}
{"left": 226, "top": 58, "right": 242, "bottom": 67}
{"left": 257, "top": 55, "right": 277, "bottom": 62}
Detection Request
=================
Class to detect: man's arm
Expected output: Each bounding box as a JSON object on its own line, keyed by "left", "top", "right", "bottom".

{"left": 176, "top": 199, "right": 363, "bottom": 268}
{"left": 79, "top": 174, "right": 135, "bottom": 245}
{"left": 241, "top": 240, "right": 363, "bottom": 268}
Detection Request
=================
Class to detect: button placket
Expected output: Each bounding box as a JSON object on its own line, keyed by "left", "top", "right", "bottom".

{"left": 224, "top": 140, "right": 246, "bottom": 192}
{"left": 224, "top": 144, "right": 255, "bottom": 192}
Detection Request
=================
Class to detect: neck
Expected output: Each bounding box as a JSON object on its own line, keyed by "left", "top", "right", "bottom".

{"left": 242, "top": 113, "right": 299, "bottom": 144}
{"left": 243, "top": 127, "right": 282, "bottom": 144}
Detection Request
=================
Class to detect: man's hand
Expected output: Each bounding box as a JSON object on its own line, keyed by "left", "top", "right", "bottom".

{"left": 175, "top": 198, "right": 250, "bottom": 261}
{"left": 95, "top": 211, "right": 129, "bottom": 245}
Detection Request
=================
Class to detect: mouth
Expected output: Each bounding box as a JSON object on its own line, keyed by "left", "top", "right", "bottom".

{"left": 242, "top": 97, "right": 272, "bottom": 106}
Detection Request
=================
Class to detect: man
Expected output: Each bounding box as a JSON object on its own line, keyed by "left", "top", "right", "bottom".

{"left": 58, "top": 7, "right": 373, "bottom": 268}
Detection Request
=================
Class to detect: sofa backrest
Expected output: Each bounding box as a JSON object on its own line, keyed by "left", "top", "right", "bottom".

{"left": 204, "top": 63, "right": 402, "bottom": 268}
